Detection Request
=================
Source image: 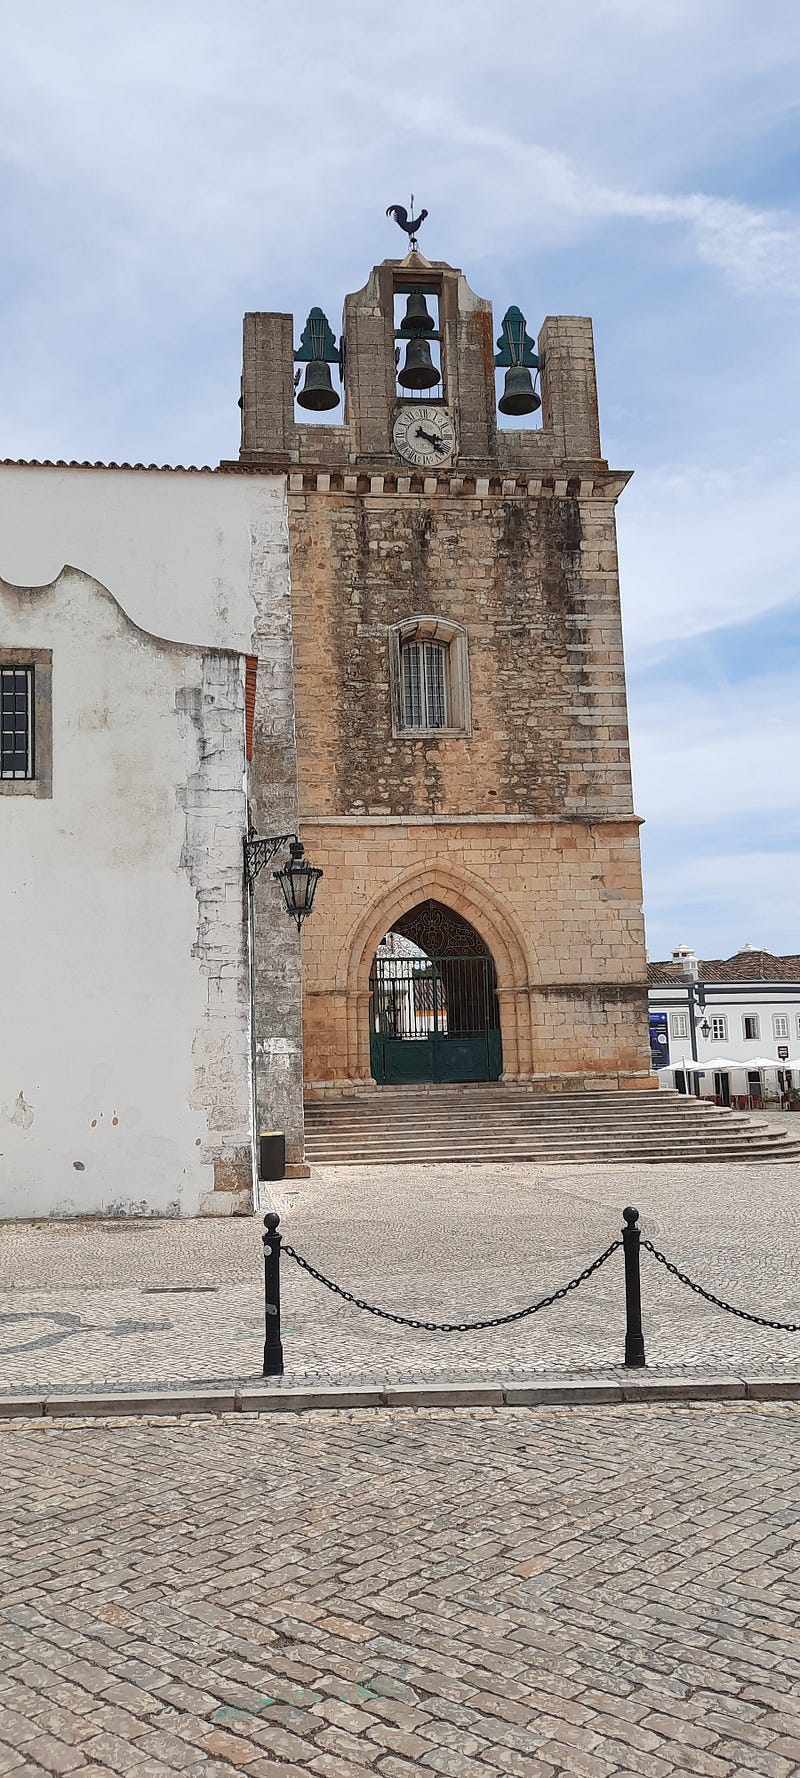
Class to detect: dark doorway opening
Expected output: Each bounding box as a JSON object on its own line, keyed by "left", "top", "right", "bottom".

{"left": 369, "top": 899, "right": 503, "bottom": 1085}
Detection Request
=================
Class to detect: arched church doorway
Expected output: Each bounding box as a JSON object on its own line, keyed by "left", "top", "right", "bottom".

{"left": 369, "top": 900, "right": 503, "bottom": 1085}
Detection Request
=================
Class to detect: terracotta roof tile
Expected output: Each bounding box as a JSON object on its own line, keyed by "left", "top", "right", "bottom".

{"left": 0, "top": 457, "right": 218, "bottom": 473}
{"left": 648, "top": 950, "right": 800, "bottom": 986}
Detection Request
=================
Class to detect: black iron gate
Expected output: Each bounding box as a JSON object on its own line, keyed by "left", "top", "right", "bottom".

{"left": 369, "top": 954, "right": 502, "bottom": 1084}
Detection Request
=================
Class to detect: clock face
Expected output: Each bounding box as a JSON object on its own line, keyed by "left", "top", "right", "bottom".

{"left": 393, "top": 405, "right": 456, "bottom": 467}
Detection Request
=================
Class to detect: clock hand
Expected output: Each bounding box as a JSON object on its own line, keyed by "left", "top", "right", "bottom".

{"left": 415, "top": 427, "right": 447, "bottom": 453}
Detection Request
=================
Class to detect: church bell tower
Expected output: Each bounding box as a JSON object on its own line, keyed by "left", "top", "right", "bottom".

{"left": 231, "top": 215, "right": 653, "bottom": 1138}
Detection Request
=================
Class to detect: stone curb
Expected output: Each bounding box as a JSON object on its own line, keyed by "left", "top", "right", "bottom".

{"left": 0, "top": 1376, "right": 798, "bottom": 1420}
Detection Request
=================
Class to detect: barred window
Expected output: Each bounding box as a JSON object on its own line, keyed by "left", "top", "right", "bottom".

{"left": 401, "top": 640, "right": 447, "bottom": 730}
{"left": 1, "top": 666, "right": 33, "bottom": 779}
{"left": 390, "top": 617, "right": 470, "bottom": 738}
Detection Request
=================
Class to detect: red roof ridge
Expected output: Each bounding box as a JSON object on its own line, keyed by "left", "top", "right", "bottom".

{"left": 0, "top": 457, "right": 218, "bottom": 473}
{"left": 649, "top": 951, "right": 800, "bottom": 985}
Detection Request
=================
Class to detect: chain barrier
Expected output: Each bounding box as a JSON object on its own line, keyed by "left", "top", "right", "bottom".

{"left": 281, "top": 1238, "right": 622, "bottom": 1333}
{"left": 261, "top": 1207, "right": 800, "bottom": 1378}
{"left": 642, "top": 1239, "right": 800, "bottom": 1333}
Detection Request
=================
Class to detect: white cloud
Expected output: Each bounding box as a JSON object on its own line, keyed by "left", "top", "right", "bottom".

{"left": 2, "top": 3, "right": 799, "bottom": 304}
{"left": 643, "top": 845, "right": 800, "bottom": 961}
{"left": 618, "top": 468, "right": 800, "bottom": 659}
{"left": 630, "top": 662, "right": 800, "bottom": 956}
{"left": 630, "top": 667, "right": 800, "bottom": 827}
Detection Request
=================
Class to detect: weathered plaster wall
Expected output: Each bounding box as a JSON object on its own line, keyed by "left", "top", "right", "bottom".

{"left": 246, "top": 490, "right": 305, "bottom": 1171}
{"left": 0, "top": 463, "right": 285, "bottom": 653}
{"left": 0, "top": 463, "right": 302, "bottom": 1214}
{"left": 0, "top": 569, "right": 251, "bottom": 1217}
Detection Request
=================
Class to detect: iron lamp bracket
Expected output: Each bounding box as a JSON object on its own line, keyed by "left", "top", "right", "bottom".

{"left": 244, "top": 833, "right": 297, "bottom": 886}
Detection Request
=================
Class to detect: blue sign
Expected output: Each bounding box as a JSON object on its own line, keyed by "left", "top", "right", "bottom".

{"left": 649, "top": 1012, "right": 670, "bottom": 1071}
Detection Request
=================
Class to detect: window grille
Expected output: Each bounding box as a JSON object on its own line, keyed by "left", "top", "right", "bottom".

{"left": 401, "top": 640, "right": 447, "bottom": 730}
{"left": 671, "top": 1013, "right": 689, "bottom": 1039}
{"left": 743, "top": 1015, "right": 760, "bottom": 1041}
{"left": 773, "top": 1014, "right": 790, "bottom": 1039}
{"left": 0, "top": 666, "right": 32, "bottom": 779}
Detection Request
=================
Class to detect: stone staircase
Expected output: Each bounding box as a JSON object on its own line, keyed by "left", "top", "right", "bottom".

{"left": 304, "top": 1085, "right": 800, "bottom": 1167}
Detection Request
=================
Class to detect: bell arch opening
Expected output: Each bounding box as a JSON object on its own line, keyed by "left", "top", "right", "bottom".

{"left": 368, "top": 899, "right": 503, "bottom": 1085}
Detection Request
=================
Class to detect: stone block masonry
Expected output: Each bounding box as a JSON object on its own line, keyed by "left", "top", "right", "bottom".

{"left": 235, "top": 253, "right": 653, "bottom": 1102}
{"left": 288, "top": 480, "right": 649, "bottom": 1091}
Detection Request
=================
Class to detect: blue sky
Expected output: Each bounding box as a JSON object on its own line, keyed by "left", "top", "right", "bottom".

{"left": 1, "top": 0, "right": 799, "bottom": 961}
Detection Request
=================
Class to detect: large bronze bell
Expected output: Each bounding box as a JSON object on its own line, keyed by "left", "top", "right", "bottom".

{"left": 296, "top": 360, "right": 340, "bottom": 411}
{"left": 398, "top": 290, "right": 435, "bottom": 335}
{"left": 398, "top": 337, "right": 441, "bottom": 390}
{"left": 498, "top": 364, "right": 541, "bottom": 416}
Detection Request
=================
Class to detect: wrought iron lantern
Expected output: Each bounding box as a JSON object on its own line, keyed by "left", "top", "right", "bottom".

{"left": 273, "top": 840, "right": 323, "bottom": 931}
{"left": 244, "top": 833, "right": 323, "bottom": 932}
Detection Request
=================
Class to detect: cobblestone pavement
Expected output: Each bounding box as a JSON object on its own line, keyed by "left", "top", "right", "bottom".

{"left": 2, "top": 1403, "right": 799, "bottom": 1776}
{"left": 1, "top": 1157, "right": 799, "bottom": 1395}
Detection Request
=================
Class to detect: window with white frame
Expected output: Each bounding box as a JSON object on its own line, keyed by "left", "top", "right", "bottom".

{"left": 390, "top": 617, "right": 470, "bottom": 737}
{"left": 743, "top": 1014, "right": 760, "bottom": 1041}
{"left": 709, "top": 1016, "right": 727, "bottom": 1042}
{"left": 671, "top": 1013, "right": 689, "bottom": 1039}
{"left": 773, "top": 1013, "right": 790, "bottom": 1040}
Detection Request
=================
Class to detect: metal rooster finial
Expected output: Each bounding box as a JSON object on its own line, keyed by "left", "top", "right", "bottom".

{"left": 386, "top": 195, "right": 428, "bottom": 252}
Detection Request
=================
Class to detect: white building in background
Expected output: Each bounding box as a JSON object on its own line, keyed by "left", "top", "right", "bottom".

{"left": 0, "top": 460, "right": 296, "bottom": 1219}
{"left": 648, "top": 945, "right": 800, "bottom": 1108}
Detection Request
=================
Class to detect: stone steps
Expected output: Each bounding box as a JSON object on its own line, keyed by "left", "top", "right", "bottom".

{"left": 303, "top": 1087, "right": 800, "bottom": 1166}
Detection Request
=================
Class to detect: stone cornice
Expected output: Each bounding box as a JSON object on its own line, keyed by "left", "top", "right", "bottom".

{"left": 300, "top": 813, "right": 643, "bottom": 827}
{"left": 221, "top": 460, "right": 632, "bottom": 502}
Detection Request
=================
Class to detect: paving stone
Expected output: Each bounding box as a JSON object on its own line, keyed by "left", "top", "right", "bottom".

{"left": 2, "top": 1404, "right": 799, "bottom": 1777}
{"left": 2, "top": 1153, "right": 800, "bottom": 1400}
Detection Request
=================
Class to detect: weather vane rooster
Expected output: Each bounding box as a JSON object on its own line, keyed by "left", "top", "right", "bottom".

{"left": 386, "top": 197, "right": 428, "bottom": 252}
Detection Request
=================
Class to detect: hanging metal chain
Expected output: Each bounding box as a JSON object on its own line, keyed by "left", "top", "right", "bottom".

{"left": 642, "top": 1239, "right": 800, "bottom": 1333}
{"left": 280, "top": 1239, "right": 622, "bottom": 1333}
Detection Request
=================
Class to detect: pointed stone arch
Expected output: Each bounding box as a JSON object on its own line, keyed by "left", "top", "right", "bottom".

{"left": 343, "top": 863, "right": 535, "bottom": 1080}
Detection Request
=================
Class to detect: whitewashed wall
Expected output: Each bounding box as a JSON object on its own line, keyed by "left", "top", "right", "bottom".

{"left": 0, "top": 465, "right": 293, "bottom": 1218}
{"left": 0, "top": 463, "right": 287, "bottom": 653}
{"left": 650, "top": 984, "right": 800, "bottom": 1096}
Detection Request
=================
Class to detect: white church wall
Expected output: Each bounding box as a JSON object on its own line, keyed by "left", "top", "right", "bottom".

{"left": 0, "top": 462, "right": 286, "bottom": 653}
{"left": 0, "top": 463, "right": 293, "bottom": 1219}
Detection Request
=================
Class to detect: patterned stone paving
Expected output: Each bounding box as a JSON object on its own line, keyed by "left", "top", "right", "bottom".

{"left": 1, "top": 1156, "right": 799, "bottom": 1395}
{"left": 1, "top": 1404, "right": 799, "bottom": 1776}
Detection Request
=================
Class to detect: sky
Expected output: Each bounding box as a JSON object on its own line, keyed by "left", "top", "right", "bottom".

{"left": 1, "top": 0, "right": 799, "bottom": 962}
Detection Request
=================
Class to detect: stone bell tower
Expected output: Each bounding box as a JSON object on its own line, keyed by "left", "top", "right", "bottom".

{"left": 230, "top": 226, "right": 653, "bottom": 1114}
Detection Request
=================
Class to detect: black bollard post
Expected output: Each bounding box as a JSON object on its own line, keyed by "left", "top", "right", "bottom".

{"left": 622, "top": 1206, "right": 646, "bottom": 1368}
{"left": 263, "top": 1212, "right": 284, "bottom": 1377}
